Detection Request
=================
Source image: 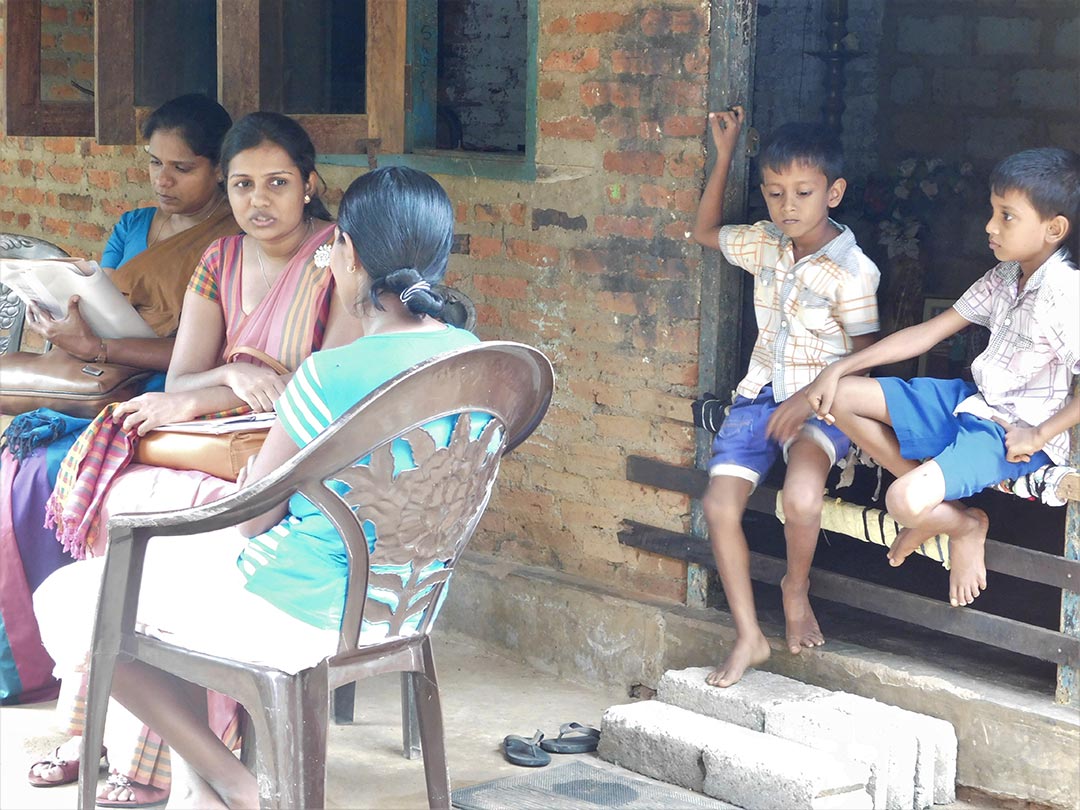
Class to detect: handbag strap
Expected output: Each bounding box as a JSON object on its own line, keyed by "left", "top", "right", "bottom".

{"left": 228, "top": 345, "right": 289, "bottom": 375}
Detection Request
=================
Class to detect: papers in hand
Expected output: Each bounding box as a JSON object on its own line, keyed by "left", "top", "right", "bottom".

{"left": 148, "top": 412, "right": 277, "bottom": 435}
{"left": 0, "top": 258, "right": 157, "bottom": 340}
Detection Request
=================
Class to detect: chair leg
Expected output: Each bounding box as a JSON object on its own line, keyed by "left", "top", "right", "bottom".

{"left": 414, "top": 639, "right": 450, "bottom": 810}
{"left": 333, "top": 682, "right": 355, "bottom": 724}
{"left": 252, "top": 667, "right": 329, "bottom": 809}
{"left": 79, "top": 653, "right": 116, "bottom": 810}
{"left": 401, "top": 671, "right": 422, "bottom": 760}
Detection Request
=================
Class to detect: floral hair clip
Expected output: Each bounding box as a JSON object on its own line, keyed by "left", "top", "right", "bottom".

{"left": 313, "top": 243, "right": 332, "bottom": 269}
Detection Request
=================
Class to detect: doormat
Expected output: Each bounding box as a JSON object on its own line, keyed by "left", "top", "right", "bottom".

{"left": 451, "top": 760, "right": 739, "bottom": 810}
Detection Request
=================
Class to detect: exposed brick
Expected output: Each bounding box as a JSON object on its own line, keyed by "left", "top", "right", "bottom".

{"left": 473, "top": 302, "right": 504, "bottom": 328}
{"left": 62, "top": 33, "right": 93, "bottom": 54}
{"left": 636, "top": 120, "right": 663, "bottom": 140}
{"left": 667, "top": 148, "right": 705, "bottom": 179}
{"left": 603, "top": 151, "right": 665, "bottom": 177}
{"left": 74, "top": 222, "right": 107, "bottom": 242}
{"left": 657, "top": 80, "right": 705, "bottom": 108}
{"left": 605, "top": 183, "right": 627, "bottom": 206}
{"left": 595, "top": 215, "right": 655, "bottom": 240}
{"left": 545, "top": 16, "right": 571, "bottom": 35}
{"left": 101, "top": 198, "right": 130, "bottom": 218}
{"left": 599, "top": 116, "right": 634, "bottom": 139}
{"left": 126, "top": 167, "right": 150, "bottom": 184}
{"left": 17, "top": 159, "right": 34, "bottom": 176}
{"left": 450, "top": 233, "right": 470, "bottom": 254}
{"left": 469, "top": 236, "right": 504, "bottom": 259}
{"left": 43, "top": 137, "right": 76, "bottom": 154}
{"left": 14, "top": 187, "right": 46, "bottom": 205}
{"left": 507, "top": 238, "right": 559, "bottom": 267}
{"left": 58, "top": 192, "right": 92, "bottom": 212}
{"left": 612, "top": 49, "right": 673, "bottom": 75}
{"left": 670, "top": 9, "right": 702, "bottom": 34}
{"left": 542, "top": 48, "right": 600, "bottom": 73}
{"left": 540, "top": 116, "right": 598, "bottom": 140}
{"left": 41, "top": 216, "right": 72, "bottom": 237}
{"left": 575, "top": 12, "right": 630, "bottom": 34}
{"left": 454, "top": 202, "right": 468, "bottom": 223}
{"left": 87, "top": 169, "right": 119, "bottom": 190}
{"left": 532, "top": 208, "right": 587, "bottom": 231}
{"left": 683, "top": 46, "right": 708, "bottom": 75}
{"left": 663, "top": 115, "right": 706, "bottom": 138}
{"left": 508, "top": 203, "right": 526, "bottom": 227}
{"left": 663, "top": 220, "right": 694, "bottom": 241}
{"left": 539, "top": 80, "right": 564, "bottom": 100}
{"left": 474, "top": 203, "right": 502, "bottom": 223}
{"left": 640, "top": 9, "right": 668, "bottom": 36}
{"left": 473, "top": 273, "right": 528, "bottom": 300}
{"left": 580, "top": 81, "right": 641, "bottom": 109}
{"left": 569, "top": 248, "right": 615, "bottom": 276}
{"left": 41, "top": 4, "right": 69, "bottom": 23}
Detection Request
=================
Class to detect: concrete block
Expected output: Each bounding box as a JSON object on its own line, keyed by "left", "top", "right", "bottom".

{"left": 765, "top": 698, "right": 919, "bottom": 810}
{"left": 818, "top": 693, "right": 957, "bottom": 806}
{"left": 1012, "top": 69, "right": 1080, "bottom": 111}
{"left": 976, "top": 17, "right": 1040, "bottom": 55}
{"left": 897, "top": 16, "right": 965, "bottom": 56}
{"left": 600, "top": 700, "right": 872, "bottom": 810}
{"left": 657, "top": 666, "right": 832, "bottom": 731}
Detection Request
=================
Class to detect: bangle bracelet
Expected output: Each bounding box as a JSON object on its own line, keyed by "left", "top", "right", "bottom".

{"left": 93, "top": 339, "right": 108, "bottom": 364}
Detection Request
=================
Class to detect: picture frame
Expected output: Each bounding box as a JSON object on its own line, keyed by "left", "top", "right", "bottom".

{"left": 916, "top": 296, "right": 982, "bottom": 378}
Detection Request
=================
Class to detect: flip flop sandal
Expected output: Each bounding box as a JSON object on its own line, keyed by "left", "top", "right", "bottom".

{"left": 96, "top": 773, "right": 170, "bottom": 809}
{"left": 502, "top": 729, "right": 551, "bottom": 767}
{"left": 539, "top": 722, "right": 601, "bottom": 754}
{"left": 28, "top": 746, "right": 107, "bottom": 788}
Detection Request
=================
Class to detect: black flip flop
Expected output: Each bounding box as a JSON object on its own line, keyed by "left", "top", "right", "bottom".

{"left": 538, "top": 722, "right": 601, "bottom": 754}
{"left": 502, "top": 730, "right": 551, "bottom": 767}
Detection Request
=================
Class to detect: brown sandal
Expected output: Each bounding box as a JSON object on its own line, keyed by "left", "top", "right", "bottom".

{"left": 27, "top": 745, "right": 106, "bottom": 787}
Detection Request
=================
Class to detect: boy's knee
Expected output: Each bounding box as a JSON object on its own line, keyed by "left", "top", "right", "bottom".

{"left": 885, "top": 479, "right": 921, "bottom": 523}
{"left": 703, "top": 480, "right": 746, "bottom": 526}
{"left": 781, "top": 486, "right": 823, "bottom": 525}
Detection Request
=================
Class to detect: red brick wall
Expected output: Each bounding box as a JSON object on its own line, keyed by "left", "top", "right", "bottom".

{"left": 1, "top": 0, "right": 712, "bottom": 603}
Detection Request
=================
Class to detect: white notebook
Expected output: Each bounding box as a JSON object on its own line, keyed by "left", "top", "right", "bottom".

{"left": 0, "top": 258, "right": 157, "bottom": 340}
{"left": 148, "top": 412, "right": 277, "bottom": 435}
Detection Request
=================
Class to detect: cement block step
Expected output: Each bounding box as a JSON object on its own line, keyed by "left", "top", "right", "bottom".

{"left": 656, "top": 667, "right": 957, "bottom": 809}
{"left": 599, "top": 700, "right": 872, "bottom": 810}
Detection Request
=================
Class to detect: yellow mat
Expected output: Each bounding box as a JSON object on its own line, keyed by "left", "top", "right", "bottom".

{"left": 775, "top": 490, "right": 951, "bottom": 569}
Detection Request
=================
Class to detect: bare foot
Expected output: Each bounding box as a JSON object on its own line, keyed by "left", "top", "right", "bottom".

{"left": 781, "top": 576, "right": 824, "bottom": 654}
{"left": 705, "top": 633, "right": 770, "bottom": 688}
{"left": 947, "top": 507, "right": 989, "bottom": 607}
{"left": 886, "top": 525, "right": 938, "bottom": 567}
{"left": 166, "top": 760, "right": 228, "bottom": 810}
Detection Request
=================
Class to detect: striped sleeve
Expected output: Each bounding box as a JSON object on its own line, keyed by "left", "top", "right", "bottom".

{"left": 953, "top": 267, "right": 998, "bottom": 327}
{"left": 185, "top": 241, "right": 223, "bottom": 302}
{"left": 275, "top": 356, "right": 333, "bottom": 448}
{"left": 834, "top": 254, "right": 881, "bottom": 336}
{"left": 718, "top": 222, "right": 770, "bottom": 276}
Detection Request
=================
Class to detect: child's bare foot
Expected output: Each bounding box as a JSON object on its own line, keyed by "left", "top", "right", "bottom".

{"left": 948, "top": 507, "right": 989, "bottom": 607}
{"left": 886, "top": 525, "right": 938, "bottom": 567}
{"left": 705, "top": 633, "right": 770, "bottom": 688}
{"left": 781, "top": 576, "right": 824, "bottom": 654}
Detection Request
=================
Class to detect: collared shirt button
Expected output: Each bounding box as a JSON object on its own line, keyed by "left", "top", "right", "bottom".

{"left": 1003, "top": 317, "right": 1011, "bottom": 326}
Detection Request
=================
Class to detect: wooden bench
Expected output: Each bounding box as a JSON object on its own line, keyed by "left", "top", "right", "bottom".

{"left": 621, "top": 389, "right": 1080, "bottom": 706}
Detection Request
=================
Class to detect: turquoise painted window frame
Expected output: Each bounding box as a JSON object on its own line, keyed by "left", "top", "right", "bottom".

{"left": 322, "top": 0, "right": 537, "bottom": 182}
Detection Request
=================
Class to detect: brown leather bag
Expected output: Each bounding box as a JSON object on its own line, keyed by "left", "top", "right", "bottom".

{"left": 131, "top": 346, "right": 288, "bottom": 481}
{"left": 0, "top": 349, "right": 154, "bottom": 418}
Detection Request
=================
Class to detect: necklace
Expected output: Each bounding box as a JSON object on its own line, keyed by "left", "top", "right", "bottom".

{"left": 253, "top": 219, "right": 314, "bottom": 290}
{"left": 148, "top": 194, "right": 226, "bottom": 247}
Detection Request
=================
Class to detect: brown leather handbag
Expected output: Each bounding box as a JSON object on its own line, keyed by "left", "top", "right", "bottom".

{"left": 131, "top": 346, "right": 288, "bottom": 481}
{"left": 0, "top": 349, "right": 154, "bottom": 418}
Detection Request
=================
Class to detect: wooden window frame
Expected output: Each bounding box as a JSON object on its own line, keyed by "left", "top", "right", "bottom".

{"left": 3, "top": 0, "right": 95, "bottom": 136}
{"left": 30, "top": 0, "right": 407, "bottom": 152}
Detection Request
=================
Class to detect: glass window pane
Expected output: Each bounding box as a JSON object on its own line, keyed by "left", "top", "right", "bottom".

{"left": 134, "top": 0, "right": 218, "bottom": 107}
{"left": 262, "top": 0, "right": 366, "bottom": 115}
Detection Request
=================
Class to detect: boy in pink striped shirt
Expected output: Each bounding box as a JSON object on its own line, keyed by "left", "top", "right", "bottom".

{"left": 805, "top": 148, "right": 1080, "bottom": 609}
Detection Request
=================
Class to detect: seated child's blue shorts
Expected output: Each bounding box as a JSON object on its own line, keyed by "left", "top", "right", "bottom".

{"left": 878, "top": 376, "right": 1053, "bottom": 501}
{"left": 708, "top": 385, "right": 851, "bottom": 489}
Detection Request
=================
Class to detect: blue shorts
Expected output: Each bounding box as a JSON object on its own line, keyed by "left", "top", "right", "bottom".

{"left": 879, "top": 376, "right": 1053, "bottom": 500}
{"left": 707, "top": 385, "right": 851, "bottom": 488}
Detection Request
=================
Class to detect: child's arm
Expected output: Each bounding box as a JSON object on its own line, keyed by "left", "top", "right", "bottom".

{"left": 993, "top": 396, "right": 1080, "bottom": 463}
{"left": 691, "top": 106, "right": 745, "bottom": 249}
{"left": 805, "top": 308, "right": 971, "bottom": 420}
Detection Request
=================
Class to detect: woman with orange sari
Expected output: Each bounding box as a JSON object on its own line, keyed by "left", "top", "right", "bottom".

{"left": 1, "top": 94, "right": 238, "bottom": 712}
{"left": 31, "top": 111, "right": 359, "bottom": 808}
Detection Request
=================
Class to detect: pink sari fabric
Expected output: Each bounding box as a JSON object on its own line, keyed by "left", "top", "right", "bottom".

{"left": 45, "top": 223, "right": 336, "bottom": 558}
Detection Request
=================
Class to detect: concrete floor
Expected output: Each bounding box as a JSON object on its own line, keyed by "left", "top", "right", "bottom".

{"left": 0, "top": 631, "right": 1027, "bottom": 810}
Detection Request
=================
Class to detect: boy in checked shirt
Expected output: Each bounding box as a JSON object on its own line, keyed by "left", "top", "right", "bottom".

{"left": 805, "top": 147, "right": 1080, "bottom": 611}
{"left": 691, "top": 107, "right": 880, "bottom": 687}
